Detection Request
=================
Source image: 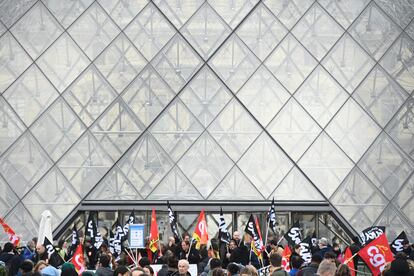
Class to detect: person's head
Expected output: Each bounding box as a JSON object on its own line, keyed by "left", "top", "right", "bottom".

{"left": 28, "top": 240, "right": 36, "bottom": 250}
{"left": 229, "top": 240, "right": 237, "bottom": 251}
{"left": 114, "top": 266, "right": 130, "bottom": 276}
{"left": 143, "top": 266, "right": 154, "bottom": 276}
{"left": 3, "top": 242, "right": 14, "bottom": 253}
{"left": 34, "top": 261, "right": 47, "bottom": 273}
{"left": 269, "top": 239, "right": 278, "bottom": 249}
{"left": 181, "top": 241, "right": 190, "bottom": 252}
{"left": 182, "top": 233, "right": 190, "bottom": 242}
{"left": 212, "top": 268, "right": 226, "bottom": 276}
{"left": 290, "top": 255, "right": 303, "bottom": 269}
{"left": 310, "top": 254, "right": 323, "bottom": 264}
{"left": 402, "top": 240, "right": 410, "bottom": 250}
{"left": 138, "top": 257, "right": 150, "bottom": 268}
{"left": 36, "top": 244, "right": 46, "bottom": 255}
{"left": 317, "top": 260, "right": 336, "bottom": 276}
{"left": 389, "top": 255, "right": 410, "bottom": 275}
{"left": 168, "top": 236, "right": 176, "bottom": 245}
{"left": 41, "top": 266, "right": 60, "bottom": 276}
{"left": 167, "top": 256, "right": 178, "bottom": 269}
{"left": 293, "top": 244, "right": 301, "bottom": 255}
{"left": 61, "top": 262, "right": 78, "bottom": 276}
{"left": 178, "top": 260, "right": 189, "bottom": 275}
{"left": 20, "top": 259, "right": 34, "bottom": 273}
{"left": 245, "top": 265, "right": 258, "bottom": 276}
{"left": 131, "top": 267, "right": 144, "bottom": 276}
{"left": 227, "top": 263, "right": 240, "bottom": 276}
{"left": 239, "top": 268, "right": 253, "bottom": 276}
{"left": 269, "top": 252, "right": 282, "bottom": 267}
{"left": 351, "top": 236, "right": 360, "bottom": 245}
{"left": 324, "top": 251, "right": 337, "bottom": 262}
{"left": 335, "top": 264, "right": 351, "bottom": 276}
{"left": 209, "top": 258, "right": 222, "bottom": 270}
{"left": 233, "top": 231, "right": 241, "bottom": 241}
{"left": 99, "top": 254, "right": 111, "bottom": 268}
{"left": 318, "top": 238, "right": 328, "bottom": 249}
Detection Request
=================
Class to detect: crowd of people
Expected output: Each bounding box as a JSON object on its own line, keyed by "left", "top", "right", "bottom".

{"left": 0, "top": 230, "right": 414, "bottom": 276}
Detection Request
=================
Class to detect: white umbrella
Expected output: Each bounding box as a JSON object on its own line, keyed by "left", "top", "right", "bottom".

{"left": 37, "top": 210, "right": 53, "bottom": 246}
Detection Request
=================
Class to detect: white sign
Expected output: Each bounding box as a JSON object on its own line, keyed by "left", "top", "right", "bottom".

{"left": 129, "top": 224, "right": 145, "bottom": 248}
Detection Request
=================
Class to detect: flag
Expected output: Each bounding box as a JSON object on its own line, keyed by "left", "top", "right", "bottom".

{"left": 390, "top": 231, "right": 409, "bottom": 255}
{"left": 0, "top": 218, "right": 20, "bottom": 246}
{"left": 244, "top": 214, "right": 262, "bottom": 258}
{"left": 68, "top": 224, "right": 79, "bottom": 257}
{"left": 192, "top": 209, "right": 208, "bottom": 250}
{"left": 267, "top": 198, "right": 277, "bottom": 234}
{"left": 71, "top": 244, "right": 85, "bottom": 274}
{"left": 343, "top": 247, "right": 356, "bottom": 276}
{"left": 109, "top": 229, "right": 115, "bottom": 255}
{"left": 255, "top": 217, "right": 265, "bottom": 253}
{"left": 43, "top": 237, "right": 56, "bottom": 258}
{"left": 219, "top": 207, "right": 231, "bottom": 244}
{"left": 86, "top": 212, "right": 103, "bottom": 249}
{"left": 123, "top": 210, "right": 135, "bottom": 240}
{"left": 281, "top": 246, "right": 292, "bottom": 272}
{"left": 113, "top": 219, "right": 125, "bottom": 256}
{"left": 149, "top": 209, "right": 159, "bottom": 253}
{"left": 299, "top": 236, "right": 312, "bottom": 264}
{"left": 359, "top": 226, "right": 386, "bottom": 246}
{"left": 167, "top": 201, "right": 180, "bottom": 241}
{"left": 283, "top": 222, "right": 302, "bottom": 246}
{"left": 358, "top": 233, "right": 393, "bottom": 275}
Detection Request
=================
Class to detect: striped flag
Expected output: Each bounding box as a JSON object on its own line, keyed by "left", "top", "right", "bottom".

{"left": 219, "top": 207, "right": 231, "bottom": 244}
{"left": 167, "top": 201, "right": 180, "bottom": 241}
{"left": 267, "top": 198, "right": 277, "bottom": 233}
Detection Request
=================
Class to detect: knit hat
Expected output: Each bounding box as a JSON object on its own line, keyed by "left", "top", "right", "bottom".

{"left": 41, "top": 266, "right": 61, "bottom": 276}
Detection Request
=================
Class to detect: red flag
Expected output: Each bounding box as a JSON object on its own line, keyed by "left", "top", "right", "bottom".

{"left": 71, "top": 244, "right": 85, "bottom": 274}
{"left": 0, "top": 218, "right": 20, "bottom": 246}
{"left": 358, "top": 233, "right": 393, "bottom": 276}
{"left": 281, "top": 246, "right": 292, "bottom": 272}
{"left": 149, "top": 209, "right": 159, "bottom": 253}
{"left": 192, "top": 209, "right": 208, "bottom": 249}
{"left": 254, "top": 217, "right": 265, "bottom": 253}
{"left": 343, "top": 247, "right": 356, "bottom": 276}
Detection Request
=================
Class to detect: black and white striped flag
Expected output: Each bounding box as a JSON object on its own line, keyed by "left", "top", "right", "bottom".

{"left": 167, "top": 201, "right": 180, "bottom": 241}
{"left": 123, "top": 210, "right": 135, "bottom": 240}
{"left": 219, "top": 207, "right": 231, "bottom": 244}
{"left": 86, "top": 212, "right": 103, "bottom": 250}
{"left": 267, "top": 198, "right": 277, "bottom": 233}
{"left": 113, "top": 219, "right": 125, "bottom": 256}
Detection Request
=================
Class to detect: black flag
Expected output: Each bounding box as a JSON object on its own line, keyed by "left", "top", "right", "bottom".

{"left": 390, "top": 231, "right": 409, "bottom": 254}
{"left": 68, "top": 224, "right": 79, "bottom": 257}
{"left": 244, "top": 214, "right": 263, "bottom": 258}
{"left": 167, "top": 201, "right": 180, "bottom": 241}
{"left": 44, "top": 237, "right": 64, "bottom": 268}
{"left": 283, "top": 222, "right": 302, "bottom": 246}
{"left": 43, "top": 237, "right": 56, "bottom": 258}
{"left": 359, "top": 226, "right": 385, "bottom": 246}
{"left": 86, "top": 212, "right": 103, "bottom": 250}
{"left": 267, "top": 198, "right": 277, "bottom": 234}
{"left": 299, "top": 236, "right": 312, "bottom": 263}
{"left": 123, "top": 210, "right": 135, "bottom": 240}
{"left": 219, "top": 207, "right": 231, "bottom": 244}
{"left": 109, "top": 229, "right": 115, "bottom": 255}
{"left": 113, "top": 219, "right": 125, "bottom": 257}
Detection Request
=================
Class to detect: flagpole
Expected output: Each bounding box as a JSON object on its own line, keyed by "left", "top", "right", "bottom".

{"left": 344, "top": 252, "right": 359, "bottom": 264}
{"left": 264, "top": 219, "right": 270, "bottom": 250}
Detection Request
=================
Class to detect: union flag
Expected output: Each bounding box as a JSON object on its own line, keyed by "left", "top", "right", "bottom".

{"left": 149, "top": 209, "right": 159, "bottom": 253}
{"left": 192, "top": 209, "right": 208, "bottom": 249}
{"left": 0, "top": 218, "right": 20, "bottom": 246}
{"left": 358, "top": 233, "right": 393, "bottom": 276}
{"left": 281, "top": 246, "right": 292, "bottom": 272}
{"left": 343, "top": 247, "right": 356, "bottom": 276}
{"left": 71, "top": 244, "right": 85, "bottom": 274}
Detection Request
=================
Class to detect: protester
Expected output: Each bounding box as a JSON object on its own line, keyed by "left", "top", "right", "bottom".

{"left": 296, "top": 254, "right": 322, "bottom": 276}
{"left": 315, "top": 238, "right": 332, "bottom": 259}
{"left": 335, "top": 264, "right": 351, "bottom": 276}
{"left": 289, "top": 255, "right": 302, "bottom": 276}
{"left": 289, "top": 245, "right": 303, "bottom": 270}
{"left": 172, "top": 260, "right": 191, "bottom": 276}
{"left": 178, "top": 241, "right": 200, "bottom": 265}
{"left": 211, "top": 268, "right": 226, "bottom": 276}
{"left": 316, "top": 260, "right": 336, "bottom": 276}
{"left": 96, "top": 254, "right": 113, "bottom": 276}
{"left": 143, "top": 266, "right": 154, "bottom": 276}
{"left": 33, "top": 261, "right": 47, "bottom": 273}
{"left": 114, "top": 266, "right": 130, "bottom": 276}
{"left": 0, "top": 243, "right": 21, "bottom": 276}
{"left": 226, "top": 263, "right": 241, "bottom": 276}
{"left": 383, "top": 255, "right": 414, "bottom": 276}
{"left": 61, "top": 262, "right": 78, "bottom": 276}
{"left": 268, "top": 253, "right": 288, "bottom": 276}
{"left": 40, "top": 265, "right": 60, "bottom": 276}
{"left": 19, "top": 259, "right": 34, "bottom": 276}
{"left": 131, "top": 267, "right": 145, "bottom": 276}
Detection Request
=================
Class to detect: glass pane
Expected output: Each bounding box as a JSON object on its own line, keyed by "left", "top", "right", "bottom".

{"left": 209, "top": 0, "right": 259, "bottom": 29}
{"left": 153, "top": 0, "right": 204, "bottom": 29}
{"left": 375, "top": 0, "right": 414, "bottom": 29}
{"left": 43, "top": 0, "right": 94, "bottom": 29}
{"left": 406, "top": 20, "right": 414, "bottom": 40}
{"left": 2, "top": 203, "right": 38, "bottom": 245}
{"left": 97, "top": 0, "right": 148, "bottom": 29}
{"left": 238, "top": 132, "right": 293, "bottom": 198}
{"left": 0, "top": 97, "right": 25, "bottom": 155}
{"left": 318, "top": 0, "right": 370, "bottom": 29}
{"left": 394, "top": 175, "right": 414, "bottom": 226}
{"left": 376, "top": 205, "right": 414, "bottom": 242}
{"left": 0, "top": 175, "right": 19, "bottom": 218}
{"left": 263, "top": 0, "right": 314, "bottom": 30}
{"left": 0, "top": 0, "right": 37, "bottom": 28}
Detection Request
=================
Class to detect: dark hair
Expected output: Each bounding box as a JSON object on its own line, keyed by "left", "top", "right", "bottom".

{"left": 293, "top": 244, "right": 301, "bottom": 250}
{"left": 269, "top": 253, "right": 282, "bottom": 267}
{"left": 227, "top": 263, "right": 240, "bottom": 275}
{"left": 167, "top": 256, "right": 178, "bottom": 269}
{"left": 212, "top": 268, "right": 226, "bottom": 276}
{"left": 209, "top": 258, "right": 222, "bottom": 270}
{"left": 114, "top": 266, "right": 130, "bottom": 276}
{"left": 138, "top": 257, "right": 150, "bottom": 268}
{"left": 182, "top": 240, "right": 190, "bottom": 246}
{"left": 290, "top": 255, "right": 303, "bottom": 269}
{"left": 20, "top": 260, "right": 34, "bottom": 273}
{"left": 3, "top": 243, "right": 14, "bottom": 253}
{"left": 270, "top": 239, "right": 278, "bottom": 246}
{"left": 324, "top": 251, "right": 337, "bottom": 260}
{"left": 100, "top": 254, "right": 111, "bottom": 268}
{"left": 58, "top": 240, "right": 65, "bottom": 248}
{"left": 144, "top": 265, "right": 154, "bottom": 276}
{"left": 311, "top": 254, "right": 323, "bottom": 264}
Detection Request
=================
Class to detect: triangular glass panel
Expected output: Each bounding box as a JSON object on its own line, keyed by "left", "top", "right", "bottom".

{"left": 375, "top": 0, "right": 414, "bottom": 29}
{"left": 358, "top": 132, "right": 414, "bottom": 200}
{"left": 318, "top": 0, "right": 370, "bottom": 29}
{"left": 271, "top": 167, "right": 325, "bottom": 201}
{"left": 2, "top": 203, "right": 38, "bottom": 245}
{"left": 263, "top": 0, "right": 314, "bottom": 30}
{"left": 386, "top": 97, "right": 414, "bottom": 158}
{"left": 322, "top": 33, "right": 375, "bottom": 93}
{"left": 292, "top": 3, "right": 344, "bottom": 61}
{"left": 298, "top": 132, "right": 354, "bottom": 198}
{"left": 43, "top": 0, "right": 94, "bottom": 28}
{"left": 376, "top": 204, "right": 414, "bottom": 243}
{"left": 179, "top": 66, "right": 232, "bottom": 128}
{"left": 68, "top": 2, "right": 120, "bottom": 60}
{"left": 150, "top": 98, "right": 203, "bottom": 162}
{"left": 36, "top": 33, "right": 89, "bottom": 93}
{"left": 125, "top": 3, "right": 176, "bottom": 61}
{"left": 237, "top": 3, "right": 288, "bottom": 61}
{"left": 353, "top": 65, "right": 408, "bottom": 128}
{"left": 153, "top": 0, "right": 204, "bottom": 29}
{"left": 151, "top": 34, "right": 203, "bottom": 93}
{"left": 208, "top": 98, "right": 262, "bottom": 162}
{"left": 326, "top": 98, "right": 381, "bottom": 162}
{"left": 0, "top": 22, "right": 6, "bottom": 37}
{"left": 209, "top": 34, "right": 260, "bottom": 93}
{"left": 0, "top": 96, "right": 25, "bottom": 155}
{"left": 63, "top": 65, "right": 117, "bottom": 127}
{"left": 393, "top": 174, "right": 414, "bottom": 226}
{"left": 265, "top": 34, "right": 318, "bottom": 94}
{"left": 237, "top": 66, "right": 290, "bottom": 127}
{"left": 0, "top": 175, "right": 19, "bottom": 218}
{"left": 31, "top": 98, "right": 86, "bottom": 162}
{"left": 87, "top": 166, "right": 143, "bottom": 200}
{"left": 95, "top": 33, "right": 147, "bottom": 93}
{"left": 407, "top": 20, "right": 414, "bottom": 40}
{"left": 208, "top": 166, "right": 264, "bottom": 200}
{"left": 349, "top": 2, "right": 401, "bottom": 61}
{"left": 0, "top": 132, "right": 53, "bottom": 197}
{"left": 181, "top": 3, "right": 231, "bottom": 60}
{"left": 267, "top": 98, "right": 321, "bottom": 161}
{"left": 295, "top": 66, "right": 349, "bottom": 128}
{"left": 118, "top": 132, "right": 174, "bottom": 198}
{"left": 4, "top": 65, "right": 59, "bottom": 126}
{"left": 91, "top": 98, "right": 144, "bottom": 161}
{"left": 97, "top": 0, "right": 148, "bottom": 29}
{"left": 380, "top": 33, "right": 414, "bottom": 93}
{"left": 238, "top": 132, "right": 293, "bottom": 199}
{"left": 0, "top": 32, "right": 32, "bottom": 93}
{"left": 11, "top": 1, "right": 63, "bottom": 60}
{"left": 330, "top": 168, "right": 389, "bottom": 233}
{"left": 178, "top": 132, "right": 233, "bottom": 197}
{"left": 122, "top": 65, "right": 175, "bottom": 127}
{"left": 208, "top": 0, "right": 258, "bottom": 29}
{"left": 148, "top": 166, "right": 203, "bottom": 200}
{"left": 22, "top": 167, "right": 80, "bottom": 230}
{"left": 0, "top": 0, "right": 37, "bottom": 28}
{"left": 58, "top": 131, "right": 114, "bottom": 198}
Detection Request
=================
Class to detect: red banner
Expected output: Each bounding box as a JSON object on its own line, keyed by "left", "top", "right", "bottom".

{"left": 71, "top": 244, "right": 85, "bottom": 274}
{"left": 192, "top": 209, "right": 208, "bottom": 249}
{"left": 358, "top": 233, "right": 393, "bottom": 276}
{"left": 149, "top": 209, "right": 159, "bottom": 253}
{"left": 343, "top": 247, "right": 356, "bottom": 276}
{"left": 0, "top": 218, "right": 20, "bottom": 246}
{"left": 281, "top": 246, "right": 292, "bottom": 272}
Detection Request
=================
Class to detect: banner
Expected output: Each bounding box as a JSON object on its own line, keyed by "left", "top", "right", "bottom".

{"left": 129, "top": 224, "right": 145, "bottom": 249}
{"left": 359, "top": 226, "right": 385, "bottom": 246}
{"left": 281, "top": 246, "right": 292, "bottom": 272}
{"left": 192, "top": 209, "right": 208, "bottom": 249}
{"left": 244, "top": 214, "right": 262, "bottom": 258}
{"left": 71, "top": 244, "right": 85, "bottom": 274}
{"left": 149, "top": 209, "right": 159, "bottom": 253}
{"left": 113, "top": 219, "right": 125, "bottom": 256}
{"left": 283, "top": 222, "right": 302, "bottom": 246}
{"left": 390, "top": 231, "right": 409, "bottom": 255}
{"left": 43, "top": 237, "right": 56, "bottom": 258}
{"left": 219, "top": 207, "right": 231, "bottom": 244}
{"left": 267, "top": 198, "right": 277, "bottom": 234}
{"left": 358, "top": 233, "right": 393, "bottom": 275}
{"left": 0, "top": 218, "right": 20, "bottom": 246}
{"left": 123, "top": 210, "right": 135, "bottom": 240}
{"left": 343, "top": 247, "right": 355, "bottom": 276}
{"left": 86, "top": 212, "right": 103, "bottom": 250}
{"left": 167, "top": 201, "right": 180, "bottom": 241}
{"left": 299, "top": 236, "right": 312, "bottom": 264}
